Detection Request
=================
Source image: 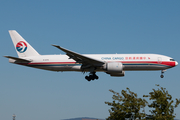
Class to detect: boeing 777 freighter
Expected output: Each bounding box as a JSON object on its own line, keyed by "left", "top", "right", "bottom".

{"left": 4, "top": 30, "right": 178, "bottom": 81}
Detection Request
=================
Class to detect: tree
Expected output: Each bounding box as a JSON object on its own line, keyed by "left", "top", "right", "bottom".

{"left": 143, "top": 84, "right": 180, "bottom": 120}
{"left": 105, "top": 88, "right": 147, "bottom": 120}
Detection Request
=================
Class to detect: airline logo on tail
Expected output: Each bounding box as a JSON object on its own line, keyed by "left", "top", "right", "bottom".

{"left": 16, "top": 41, "right": 27, "bottom": 53}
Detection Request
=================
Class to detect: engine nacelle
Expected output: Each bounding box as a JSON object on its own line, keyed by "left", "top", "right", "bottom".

{"left": 109, "top": 71, "right": 125, "bottom": 77}
{"left": 104, "top": 62, "right": 124, "bottom": 73}
{"left": 103, "top": 62, "right": 125, "bottom": 77}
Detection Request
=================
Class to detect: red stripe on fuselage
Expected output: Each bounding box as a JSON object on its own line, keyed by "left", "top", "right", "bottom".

{"left": 121, "top": 61, "right": 176, "bottom": 67}
{"left": 160, "top": 61, "right": 176, "bottom": 67}
{"left": 28, "top": 62, "right": 77, "bottom": 65}
{"left": 17, "top": 62, "right": 77, "bottom": 66}
{"left": 17, "top": 61, "right": 176, "bottom": 67}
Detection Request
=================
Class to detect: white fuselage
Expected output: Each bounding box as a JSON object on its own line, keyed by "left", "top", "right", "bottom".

{"left": 9, "top": 54, "right": 177, "bottom": 72}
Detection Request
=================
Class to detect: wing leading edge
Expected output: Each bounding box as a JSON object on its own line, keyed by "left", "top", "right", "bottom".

{"left": 52, "top": 45, "right": 105, "bottom": 68}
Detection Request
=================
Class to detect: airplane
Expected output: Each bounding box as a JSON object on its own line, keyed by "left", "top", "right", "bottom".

{"left": 4, "top": 30, "right": 178, "bottom": 81}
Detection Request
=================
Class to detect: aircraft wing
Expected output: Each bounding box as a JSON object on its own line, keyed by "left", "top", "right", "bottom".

{"left": 4, "top": 56, "right": 32, "bottom": 62}
{"left": 52, "top": 45, "right": 105, "bottom": 67}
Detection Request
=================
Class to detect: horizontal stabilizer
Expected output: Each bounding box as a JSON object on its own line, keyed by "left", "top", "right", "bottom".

{"left": 4, "top": 56, "right": 32, "bottom": 62}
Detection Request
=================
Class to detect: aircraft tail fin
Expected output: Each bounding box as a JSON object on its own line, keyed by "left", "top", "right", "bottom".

{"left": 9, "top": 30, "right": 40, "bottom": 57}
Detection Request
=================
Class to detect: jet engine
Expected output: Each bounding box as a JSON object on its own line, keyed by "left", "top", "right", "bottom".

{"left": 103, "top": 62, "right": 125, "bottom": 76}
{"left": 108, "top": 71, "right": 125, "bottom": 76}
{"left": 104, "top": 62, "right": 123, "bottom": 72}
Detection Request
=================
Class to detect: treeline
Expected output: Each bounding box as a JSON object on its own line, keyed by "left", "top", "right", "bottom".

{"left": 105, "top": 85, "right": 180, "bottom": 120}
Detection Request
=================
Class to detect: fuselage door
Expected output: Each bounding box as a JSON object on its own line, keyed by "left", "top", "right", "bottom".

{"left": 158, "top": 57, "right": 162, "bottom": 64}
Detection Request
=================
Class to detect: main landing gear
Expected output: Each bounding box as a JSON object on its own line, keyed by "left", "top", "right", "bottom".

{"left": 85, "top": 72, "right": 99, "bottom": 81}
{"left": 160, "top": 70, "right": 166, "bottom": 78}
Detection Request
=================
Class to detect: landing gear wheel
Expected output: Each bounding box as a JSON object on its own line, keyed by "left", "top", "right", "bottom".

{"left": 95, "top": 75, "right": 99, "bottom": 80}
{"left": 85, "top": 72, "right": 99, "bottom": 81}
{"left": 90, "top": 75, "right": 95, "bottom": 80}
{"left": 160, "top": 70, "right": 166, "bottom": 78}
{"left": 85, "top": 76, "right": 91, "bottom": 81}
{"left": 160, "top": 75, "right": 164, "bottom": 78}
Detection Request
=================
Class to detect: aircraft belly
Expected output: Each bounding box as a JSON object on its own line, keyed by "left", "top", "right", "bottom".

{"left": 16, "top": 60, "right": 172, "bottom": 72}
{"left": 28, "top": 64, "right": 82, "bottom": 72}
{"left": 123, "top": 64, "right": 169, "bottom": 71}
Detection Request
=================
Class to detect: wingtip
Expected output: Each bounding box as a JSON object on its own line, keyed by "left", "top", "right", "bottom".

{"left": 52, "top": 44, "right": 57, "bottom": 47}
{"left": 4, "top": 55, "right": 10, "bottom": 58}
{"left": 52, "top": 44, "right": 61, "bottom": 48}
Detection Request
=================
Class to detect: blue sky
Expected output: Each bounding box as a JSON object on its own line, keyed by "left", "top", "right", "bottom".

{"left": 1, "top": 0, "right": 180, "bottom": 120}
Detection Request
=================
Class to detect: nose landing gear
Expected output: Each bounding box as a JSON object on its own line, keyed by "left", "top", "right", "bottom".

{"left": 85, "top": 72, "right": 99, "bottom": 81}
{"left": 160, "top": 74, "right": 164, "bottom": 78}
{"left": 160, "top": 70, "right": 166, "bottom": 78}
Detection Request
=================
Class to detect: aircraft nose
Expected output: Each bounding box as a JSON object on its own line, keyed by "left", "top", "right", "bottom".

{"left": 175, "top": 61, "right": 178, "bottom": 66}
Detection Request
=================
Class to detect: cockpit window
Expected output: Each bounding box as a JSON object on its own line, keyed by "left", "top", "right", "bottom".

{"left": 170, "top": 59, "right": 175, "bottom": 61}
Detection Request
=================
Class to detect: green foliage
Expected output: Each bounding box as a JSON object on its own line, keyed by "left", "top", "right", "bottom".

{"left": 105, "top": 85, "right": 180, "bottom": 120}
{"left": 143, "top": 84, "right": 180, "bottom": 120}
{"left": 105, "top": 88, "right": 147, "bottom": 120}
